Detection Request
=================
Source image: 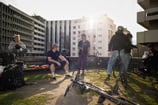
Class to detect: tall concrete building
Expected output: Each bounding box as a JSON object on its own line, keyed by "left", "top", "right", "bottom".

{"left": 71, "top": 15, "right": 116, "bottom": 57}
{"left": 32, "top": 16, "right": 46, "bottom": 56}
{"left": 0, "top": 2, "right": 47, "bottom": 56}
{"left": 137, "top": 0, "right": 158, "bottom": 48}
{"left": 0, "top": 2, "right": 34, "bottom": 53}
{"left": 46, "top": 20, "right": 71, "bottom": 55}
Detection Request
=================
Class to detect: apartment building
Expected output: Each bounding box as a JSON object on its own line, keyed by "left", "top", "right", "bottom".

{"left": 32, "top": 16, "right": 46, "bottom": 56}
{"left": 137, "top": 0, "right": 158, "bottom": 48}
{"left": 71, "top": 15, "right": 116, "bottom": 57}
{"left": 46, "top": 20, "right": 71, "bottom": 55}
{"left": 0, "top": 2, "right": 34, "bottom": 53}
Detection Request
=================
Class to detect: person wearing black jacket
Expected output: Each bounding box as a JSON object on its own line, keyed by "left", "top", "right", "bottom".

{"left": 105, "top": 26, "right": 130, "bottom": 81}
{"left": 123, "top": 33, "right": 137, "bottom": 71}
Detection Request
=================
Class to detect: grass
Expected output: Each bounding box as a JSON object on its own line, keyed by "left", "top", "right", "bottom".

{"left": 127, "top": 73, "right": 158, "bottom": 105}
{"left": 0, "top": 92, "right": 54, "bottom": 105}
{"left": 85, "top": 70, "right": 158, "bottom": 105}
{"left": 0, "top": 72, "right": 62, "bottom": 105}
{"left": 24, "top": 72, "right": 63, "bottom": 81}
{"left": 0, "top": 70, "right": 157, "bottom": 105}
{"left": 12, "top": 94, "right": 53, "bottom": 105}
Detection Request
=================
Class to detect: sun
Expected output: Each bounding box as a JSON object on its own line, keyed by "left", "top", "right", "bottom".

{"left": 88, "top": 16, "right": 95, "bottom": 29}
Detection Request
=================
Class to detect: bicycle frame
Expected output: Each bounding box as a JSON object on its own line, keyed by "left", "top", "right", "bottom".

{"left": 64, "top": 71, "right": 138, "bottom": 105}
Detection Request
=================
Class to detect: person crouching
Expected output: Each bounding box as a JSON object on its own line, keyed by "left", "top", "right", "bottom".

{"left": 47, "top": 44, "right": 71, "bottom": 80}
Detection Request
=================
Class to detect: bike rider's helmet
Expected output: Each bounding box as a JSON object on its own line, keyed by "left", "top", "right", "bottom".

{"left": 117, "top": 26, "right": 124, "bottom": 31}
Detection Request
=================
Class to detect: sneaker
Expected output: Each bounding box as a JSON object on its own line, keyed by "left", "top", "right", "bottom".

{"left": 52, "top": 77, "right": 56, "bottom": 81}
{"left": 65, "top": 74, "right": 72, "bottom": 78}
{"left": 81, "top": 71, "right": 85, "bottom": 76}
{"left": 105, "top": 75, "right": 110, "bottom": 81}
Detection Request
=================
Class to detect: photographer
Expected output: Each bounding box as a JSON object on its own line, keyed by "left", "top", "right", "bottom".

{"left": 8, "top": 34, "right": 27, "bottom": 56}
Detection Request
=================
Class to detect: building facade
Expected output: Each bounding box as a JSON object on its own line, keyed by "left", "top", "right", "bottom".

{"left": 71, "top": 15, "right": 116, "bottom": 57}
{"left": 46, "top": 20, "right": 71, "bottom": 55}
{"left": 0, "top": 2, "right": 47, "bottom": 56}
{"left": 1, "top": 2, "right": 116, "bottom": 57}
{"left": 32, "top": 16, "right": 46, "bottom": 56}
{"left": 0, "top": 2, "right": 34, "bottom": 53}
{"left": 137, "top": 0, "right": 158, "bottom": 47}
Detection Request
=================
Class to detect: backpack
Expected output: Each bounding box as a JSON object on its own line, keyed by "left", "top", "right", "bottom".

{"left": 0, "top": 64, "right": 25, "bottom": 90}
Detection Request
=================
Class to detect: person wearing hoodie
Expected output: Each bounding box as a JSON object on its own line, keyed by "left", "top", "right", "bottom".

{"left": 105, "top": 26, "right": 130, "bottom": 81}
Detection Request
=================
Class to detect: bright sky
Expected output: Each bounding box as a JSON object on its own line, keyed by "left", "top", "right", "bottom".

{"left": 1, "top": 0, "right": 145, "bottom": 44}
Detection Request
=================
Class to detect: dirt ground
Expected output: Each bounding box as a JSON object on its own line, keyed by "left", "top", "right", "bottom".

{"left": 16, "top": 75, "right": 115, "bottom": 105}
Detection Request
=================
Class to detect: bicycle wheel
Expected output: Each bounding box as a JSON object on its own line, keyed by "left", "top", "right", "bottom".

{"left": 64, "top": 83, "right": 72, "bottom": 97}
{"left": 112, "top": 81, "right": 119, "bottom": 94}
{"left": 120, "top": 73, "right": 128, "bottom": 88}
{"left": 113, "top": 60, "right": 120, "bottom": 78}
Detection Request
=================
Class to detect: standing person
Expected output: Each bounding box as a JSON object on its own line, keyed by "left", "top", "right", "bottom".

{"left": 124, "top": 33, "right": 137, "bottom": 72}
{"left": 8, "top": 34, "right": 27, "bottom": 56}
{"left": 47, "top": 44, "right": 70, "bottom": 80}
{"left": 105, "top": 26, "right": 130, "bottom": 81}
{"left": 78, "top": 34, "right": 90, "bottom": 75}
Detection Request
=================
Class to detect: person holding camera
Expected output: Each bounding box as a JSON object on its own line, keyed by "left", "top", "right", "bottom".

{"left": 8, "top": 34, "right": 27, "bottom": 56}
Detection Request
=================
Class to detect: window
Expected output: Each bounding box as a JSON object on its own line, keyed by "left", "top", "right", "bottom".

{"left": 98, "top": 34, "right": 102, "bottom": 37}
{"left": 73, "top": 47, "right": 76, "bottom": 50}
{"left": 73, "top": 37, "right": 76, "bottom": 40}
{"left": 98, "top": 47, "right": 102, "bottom": 49}
{"left": 73, "top": 31, "right": 76, "bottom": 34}
{"left": 72, "top": 53, "right": 76, "bottom": 56}
{"left": 98, "top": 41, "right": 102, "bottom": 43}
{"left": 98, "top": 28, "right": 102, "bottom": 31}
{"left": 78, "top": 25, "right": 80, "bottom": 28}
{"left": 78, "top": 31, "right": 80, "bottom": 34}
{"left": 73, "top": 42, "right": 76, "bottom": 45}
{"left": 73, "top": 26, "right": 76, "bottom": 29}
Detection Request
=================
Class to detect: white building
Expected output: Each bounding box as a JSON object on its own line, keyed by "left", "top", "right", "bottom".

{"left": 71, "top": 15, "right": 116, "bottom": 57}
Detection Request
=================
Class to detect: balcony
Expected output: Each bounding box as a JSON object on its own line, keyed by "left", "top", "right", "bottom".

{"left": 146, "top": 7, "right": 158, "bottom": 21}
{"left": 34, "top": 35, "right": 45, "bottom": 40}
{"left": 137, "top": 7, "right": 158, "bottom": 29}
{"left": 138, "top": 0, "right": 149, "bottom": 9}
{"left": 33, "top": 45, "right": 45, "bottom": 49}
{"left": 137, "top": 30, "right": 158, "bottom": 44}
{"left": 21, "top": 36, "right": 33, "bottom": 42}
{"left": 13, "top": 14, "right": 33, "bottom": 26}
{"left": 34, "top": 40, "right": 45, "bottom": 44}
{"left": 12, "top": 28, "right": 34, "bottom": 36}
{"left": 34, "top": 29, "right": 45, "bottom": 35}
